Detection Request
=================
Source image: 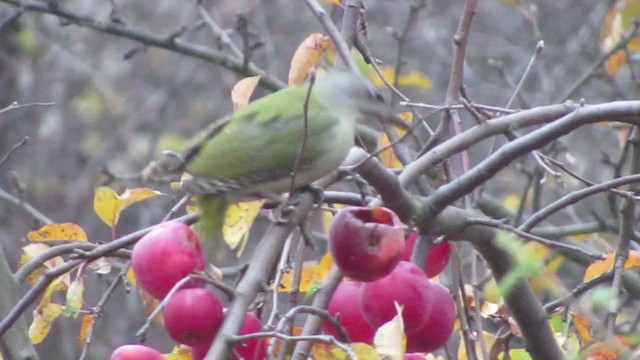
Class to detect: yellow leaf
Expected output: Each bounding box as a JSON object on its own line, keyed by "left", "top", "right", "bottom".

{"left": 370, "top": 66, "right": 432, "bottom": 89}
{"left": 164, "top": 345, "right": 193, "bottom": 360}
{"left": 29, "top": 302, "right": 64, "bottom": 344}
{"left": 398, "top": 70, "right": 433, "bottom": 89}
{"left": 126, "top": 267, "right": 137, "bottom": 286}
{"left": 21, "top": 244, "right": 69, "bottom": 292}
{"left": 318, "top": 252, "right": 334, "bottom": 276}
{"left": 313, "top": 342, "right": 380, "bottom": 360}
{"left": 374, "top": 302, "right": 405, "bottom": 359}
{"left": 223, "top": 199, "right": 265, "bottom": 256}
{"left": 231, "top": 75, "right": 262, "bottom": 111}
{"left": 77, "top": 314, "right": 93, "bottom": 347}
{"left": 93, "top": 186, "right": 161, "bottom": 228}
{"left": 279, "top": 252, "right": 334, "bottom": 292}
{"left": 497, "top": 348, "right": 533, "bottom": 360}
{"left": 19, "top": 243, "right": 50, "bottom": 285}
{"left": 583, "top": 250, "right": 640, "bottom": 281}
{"left": 288, "top": 33, "right": 333, "bottom": 86}
{"left": 279, "top": 262, "right": 322, "bottom": 293}
{"left": 378, "top": 133, "right": 403, "bottom": 169}
{"left": 64, "top": 276, "right": 84, "bottom": 318}
{"left": 458, "top": 331, "right": 497, "bottom": 360}
{"left": 27, "top": 223, "right": 88, "bottom": 242}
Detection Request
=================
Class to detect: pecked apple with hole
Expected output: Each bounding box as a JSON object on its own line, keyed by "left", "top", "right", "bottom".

{"left": 329, "top": 206, "right": 405, "bottom": 282}
{"left": 131, "top": 221, "right": 207, "bottom": 299}
{"left": 360, "top": 261, "right": 434, "bottom": 334}
{"left": 405, "top": 280, "right": 456, "bottom": 353}
{"left": 323, "top": 279, "right": 376, "bottom": 344}
{"left": 403, "top": 232, "right": 451, "bottom": 278}
{"left": 163, "top": 288, "right": 224, "bottom": 346}
{"left": 191, "top": 311, "right": 267, "bottom": 360}
{"left": 110, "top": 344, "right": 164, "bottom": 360}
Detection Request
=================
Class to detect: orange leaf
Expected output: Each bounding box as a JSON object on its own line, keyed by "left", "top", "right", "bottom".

{"left": 231, "top": 75, "right": 261, "bottom": 111}
{"left": 600, "top": 0, "right": 640, "bottom": 76}
{"left": 583, "top": 250, "right": 640, "bottom": 281}
{"left": 27, "top": 223, "right": 88, "bottom": 242}
{"left": 77, "top": 314, "right": 93, "bottom": 347}
{"left": 579, "top": 340, "right": 629, "bottom": 360}
{"left": 572, "top": 312, "right": 594, "bottom": 345}
{"left": 321, "top": 0, "right": 343, "bottom": 6}
{"left": 288, "top": 33, "right": 333, "bottom": 86}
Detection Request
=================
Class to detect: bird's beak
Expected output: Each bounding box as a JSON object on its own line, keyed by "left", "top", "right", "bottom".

{"left": 362, "top": 107, "right": 412, "bottom": 132}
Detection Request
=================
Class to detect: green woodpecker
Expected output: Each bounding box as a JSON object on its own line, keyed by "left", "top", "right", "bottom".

{"left": 143, "top": 71, "right": 394, "bottom": 260}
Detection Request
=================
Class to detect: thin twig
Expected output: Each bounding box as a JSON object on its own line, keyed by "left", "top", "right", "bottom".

{"left": 467, "top": 217, "right": 606, "bottom": 260}
{"left": 0, "top": 0, "right": 285, "bottom": 90}
{"left": 289, "top": 72, "right": 316, "bottom": 195}
{"left": 0, "top": 137, "right": 29, "bottom": 168}
{"left": 506, "top": 40, "right": 544, "bottom": 109}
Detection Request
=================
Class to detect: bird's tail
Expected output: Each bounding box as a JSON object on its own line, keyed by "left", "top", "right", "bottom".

{"left": 195, "top": 194, "right": 228, "bottom": 264}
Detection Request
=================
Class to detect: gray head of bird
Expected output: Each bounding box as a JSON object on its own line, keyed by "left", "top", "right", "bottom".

{"left": 312, "top": 70, "right": 398, "bottom": 124}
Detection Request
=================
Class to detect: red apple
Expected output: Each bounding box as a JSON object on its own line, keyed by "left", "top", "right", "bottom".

{"left": 406, "top": 281, "right": 456, "bottom": 353}
{"left": 324, "top": 280, "right": 376, "bottom": 343}
{"left": 234, "top": 311, "right": 267, "bottom": 360}
{"left": 163, "top": 288, "right": 224, "bottom": 346}
{"left": 191, "top": 312, "right": 267, "bottom": 360}
{"left": 110, "top": 344, "right": 164, "bottom": 360}
{"left": 404, "top": 354, "right": 428, "bottom": 360}
{"left": 360, "top": 261, "right": 433, "bottom": 334}
{"left": 132, "top": 221, "right": 207, "bottom": 299}
{"left": 329, "top": 207, "right": 405, "bottom": 282}
{"left": 403, "top": 233, "right": 450, "bottom": 278}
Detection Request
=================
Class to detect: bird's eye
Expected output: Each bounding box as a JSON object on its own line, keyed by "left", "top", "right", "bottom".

{"left": 368, "top": 88, "right": 386, "bottom": 103}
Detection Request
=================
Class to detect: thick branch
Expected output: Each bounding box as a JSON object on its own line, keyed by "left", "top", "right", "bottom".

{"left": 420, "top": 101, "right": 640, "bottom": 223}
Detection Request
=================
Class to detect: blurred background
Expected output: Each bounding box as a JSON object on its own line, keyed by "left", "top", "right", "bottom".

{"left": 0, "top": 0, "right": 635, "bottom": 357}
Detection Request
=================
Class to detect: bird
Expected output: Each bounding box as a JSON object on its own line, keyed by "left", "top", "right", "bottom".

{"left": 143, "top": 70, "right": 395, "bottom": 261}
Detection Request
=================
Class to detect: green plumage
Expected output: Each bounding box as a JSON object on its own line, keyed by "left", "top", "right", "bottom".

{"left": 146, "top": 71, "right": 391, "bottom": 261}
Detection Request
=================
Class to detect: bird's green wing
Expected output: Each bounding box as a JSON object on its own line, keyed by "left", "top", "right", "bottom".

{"left": 184, "top": 84, "right": 347, "bottom": 195}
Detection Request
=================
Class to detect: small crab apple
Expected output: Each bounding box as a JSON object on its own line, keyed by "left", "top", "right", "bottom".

{"left": 402, "top": 233, "right": 450, "bottom": 278}
{"left": 406, "top": 280, "right": 456, "bottom": 353}
{"left": 191, "top": 311, "right": 267, "bottom": 360}
{"left": 329, "top": 206, "right": 405, "bottom": 282}
{"left": 360, "top": 261, "right": 433, "bottom": 334}
{"left": 163, "top": 288, "right": 224, "bottom": 346}
{"left": 110, "top": 344, "right": 164, "bottom": 360}
{"left": 404, "top": 354, "right": 428, "bottom": 360}
{"left": 324, "top": 279, "right": 376, "bottom": 343}
{"left": 131, "top": 221, "right": 207, "bottom": 299}
{"left": 234, "top": 311, "right": 267, "bottom": 360}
